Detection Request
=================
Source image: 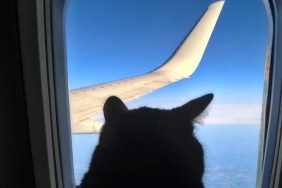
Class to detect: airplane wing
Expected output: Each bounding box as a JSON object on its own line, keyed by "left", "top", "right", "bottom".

{"left": 70, "top": 1, "right": 224, "bottom": 133}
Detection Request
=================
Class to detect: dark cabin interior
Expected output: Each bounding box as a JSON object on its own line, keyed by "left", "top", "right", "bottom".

{"left": 0, "top": 1, "right": 35, "bottom": 187}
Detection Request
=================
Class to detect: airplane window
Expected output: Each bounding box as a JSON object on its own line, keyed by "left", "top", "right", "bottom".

{"left": 66, "top": 0, "right": 268, "bottom": 187}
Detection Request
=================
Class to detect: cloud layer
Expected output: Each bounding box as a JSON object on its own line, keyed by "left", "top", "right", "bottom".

{"left": 205, "top": 102, "right": 262, "bottom": 125}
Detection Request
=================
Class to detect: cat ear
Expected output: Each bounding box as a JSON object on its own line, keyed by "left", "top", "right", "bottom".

{"left": 103, "top": 96, "right": 128, "bottom": 122}
{"left": 176, "top": 93, "right": 214, "bottom": 122}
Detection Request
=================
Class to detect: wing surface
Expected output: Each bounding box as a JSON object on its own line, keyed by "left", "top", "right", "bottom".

{"left": 70, "top": 1, "right": 224, "bottom": 133}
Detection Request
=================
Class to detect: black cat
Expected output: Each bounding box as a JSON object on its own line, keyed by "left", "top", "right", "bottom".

{"left": 78, "top": 94, "right": 213, "bottom": 188}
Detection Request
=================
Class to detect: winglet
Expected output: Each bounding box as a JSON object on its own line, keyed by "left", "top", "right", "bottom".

{"left": 154, "top": 1, "right": 224, "bottom": 80}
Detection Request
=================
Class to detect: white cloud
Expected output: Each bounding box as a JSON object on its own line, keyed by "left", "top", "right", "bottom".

{"left": 205, "top": 102, "right": 262, "bottom": 125}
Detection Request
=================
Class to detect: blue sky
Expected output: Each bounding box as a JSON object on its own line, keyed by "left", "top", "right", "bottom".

{"left": 66, "top": 0, "right": 268, "bottom": 125}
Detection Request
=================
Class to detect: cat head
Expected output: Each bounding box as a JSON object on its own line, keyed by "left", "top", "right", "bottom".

{"left": 101, "top": 94, "right": 213, "bottom": 154}
{"left": 97, "top": 94, "right": 213, "bottom": 187}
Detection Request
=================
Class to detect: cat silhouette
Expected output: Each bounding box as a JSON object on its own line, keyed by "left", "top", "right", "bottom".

{"left": 78, "top": 94, "right": 213, "bottom": 188}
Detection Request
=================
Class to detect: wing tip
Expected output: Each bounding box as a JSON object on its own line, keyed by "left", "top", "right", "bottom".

{"left": 209, "top": 1, "right": 225, "bottom": 9}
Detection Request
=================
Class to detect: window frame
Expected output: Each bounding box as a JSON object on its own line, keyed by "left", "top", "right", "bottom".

{"left": 18, "top": 0, "right": 75, "bottom": 187}
{"left": 258, "top": 0, "right": 282, "bottom": 188}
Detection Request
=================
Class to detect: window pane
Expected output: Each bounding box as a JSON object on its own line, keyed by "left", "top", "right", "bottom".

{"left": 66, "top": 0, "right": 268, "bottom": 187}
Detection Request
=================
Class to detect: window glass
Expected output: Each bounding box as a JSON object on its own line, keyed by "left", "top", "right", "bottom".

{"left": 66, "top": 0, "right": 268, "bottom": 187}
